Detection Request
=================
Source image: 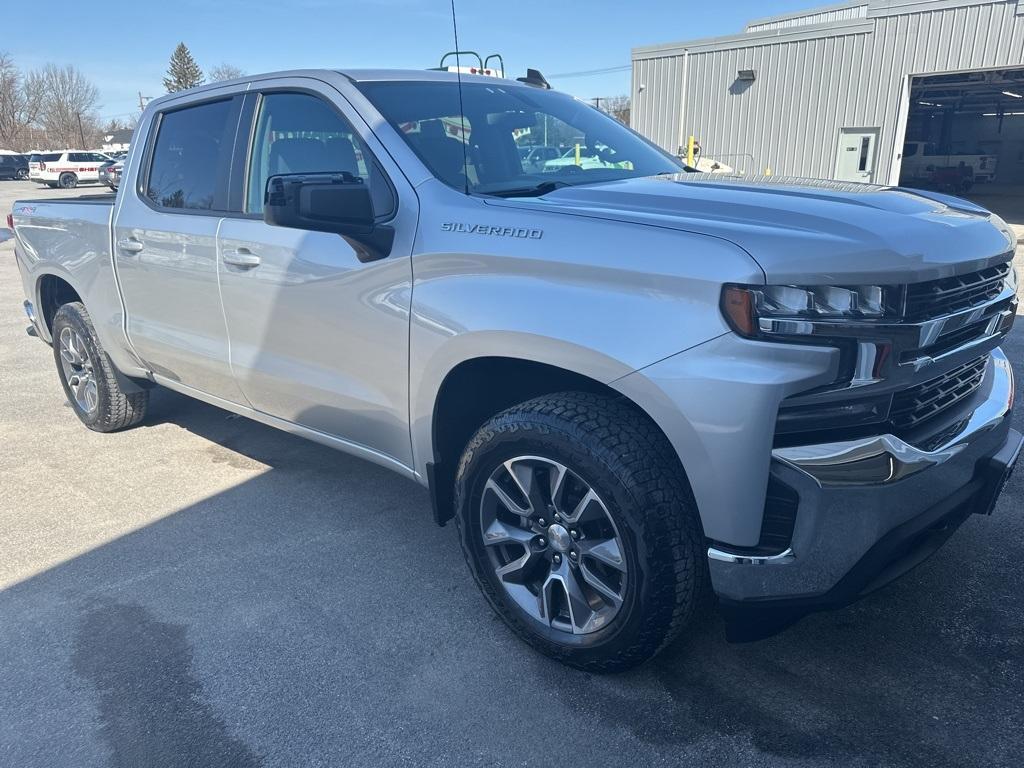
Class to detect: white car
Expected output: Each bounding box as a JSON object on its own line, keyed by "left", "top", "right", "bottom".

{"left": 543, "top": 145, "right": 631, "bottom": 173}
{"left": 31, "top": 151, "right": 113, "bottom": 189}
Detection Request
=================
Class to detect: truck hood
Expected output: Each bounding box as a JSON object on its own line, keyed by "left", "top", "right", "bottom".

{"left": 490, "top": 174, "right": 1015, "bottom": 284}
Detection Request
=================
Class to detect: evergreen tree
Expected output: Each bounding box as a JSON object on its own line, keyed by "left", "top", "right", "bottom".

{"left": 163, "top": 43, "right": 204, "bottom": 93}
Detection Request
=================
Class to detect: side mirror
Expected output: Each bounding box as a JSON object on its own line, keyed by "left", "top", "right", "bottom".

{"left": 263, "top": 173, "right": 394, "bottom": 262}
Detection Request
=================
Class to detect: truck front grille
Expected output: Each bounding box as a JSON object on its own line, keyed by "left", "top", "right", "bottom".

{"left": 889, "top": 355, "right": 988, "bottom": 432}
{"left": 903, "top": 263, "right": 1011, "bottom": 321}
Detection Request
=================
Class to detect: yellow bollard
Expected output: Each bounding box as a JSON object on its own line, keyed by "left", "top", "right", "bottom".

{"left": 686, "top": 135, "right": 697, "bottom": 167}
{"left": 764, "top": 165, "right": 773, "bottom": 176}
{"left": 575, "top": 143, "right": 581, "bottom": 166}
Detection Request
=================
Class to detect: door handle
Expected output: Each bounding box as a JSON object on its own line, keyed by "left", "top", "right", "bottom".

{"left": 117, "top": 238, "right": 143, "bottom": 254}
{"left": 223, "top": 248, "right": 261, "bottom": 268}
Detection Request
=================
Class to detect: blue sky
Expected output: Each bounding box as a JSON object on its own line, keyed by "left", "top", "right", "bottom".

{"left": 8, "top": 0, "right": 816, "bottom": 121}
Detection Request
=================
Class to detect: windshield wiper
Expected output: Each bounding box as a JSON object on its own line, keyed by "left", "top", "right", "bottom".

{"left": 483, "top": 180, "right": 570, "bottom": 198}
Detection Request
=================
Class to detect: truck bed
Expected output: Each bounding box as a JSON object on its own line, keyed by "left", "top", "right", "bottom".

{"left": 11, "top": 196, "right": 130, "bottom": 369}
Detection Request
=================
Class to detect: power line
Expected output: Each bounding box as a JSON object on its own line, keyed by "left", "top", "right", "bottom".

{"left": 547, "top": 65, "right": 631, "bottom": 79}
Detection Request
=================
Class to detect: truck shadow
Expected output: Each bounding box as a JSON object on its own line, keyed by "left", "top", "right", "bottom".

{"left": 2, "top": 379, "right": 1022, "bottom": 766}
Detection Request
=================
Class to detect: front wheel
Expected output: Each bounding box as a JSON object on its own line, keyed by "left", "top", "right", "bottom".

{"left": 52, "top": 302, "right": 148, "bottom": 431}
{"left": 455, "top": 392, "right": 707, "bottom": 672}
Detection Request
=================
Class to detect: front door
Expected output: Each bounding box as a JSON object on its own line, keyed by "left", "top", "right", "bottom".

{"left": 114, "top": 95, "right": 246, "bottom": 403}
{"left": 834, "top": 128, "right": 879, "bottom": 183}
{"left": 217, "top": 84, "right": 415, "bottom": 467}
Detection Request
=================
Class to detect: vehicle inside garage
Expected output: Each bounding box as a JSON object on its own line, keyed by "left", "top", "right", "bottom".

{"left": 899, "top": 67, "right": 1024, "bottom": 209}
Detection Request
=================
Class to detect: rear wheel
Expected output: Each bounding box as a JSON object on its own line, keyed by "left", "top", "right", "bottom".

{"left": 58, "top": 172, "right": 77, "bottom": 189}
{"left": 52, "top": 302, "right": 148, "bottom": 431}
{"left": 16, "top": 168, "right": 28, "bottom": 180}
{"left": 455, "top": 392, "right": 707, "bottom": 672}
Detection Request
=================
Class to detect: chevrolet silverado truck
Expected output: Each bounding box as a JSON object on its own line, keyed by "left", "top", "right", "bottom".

{"left": 11, "top": 69, "right": 1022, "bottom": 671}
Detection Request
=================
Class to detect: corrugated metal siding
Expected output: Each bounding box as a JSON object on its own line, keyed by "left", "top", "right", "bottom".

{"left": 746, "top": 5, "right": 867, "bottom": 31}
{"left": 633, "top": 0, "right": 1024, "bottom": 183}
{"left": 632, "top": 55, "right": 687, "bottom": 152}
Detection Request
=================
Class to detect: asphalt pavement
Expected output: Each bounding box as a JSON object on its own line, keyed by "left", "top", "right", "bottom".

{"left": 1, "top": 179, "right": 1022, "bottom": 767}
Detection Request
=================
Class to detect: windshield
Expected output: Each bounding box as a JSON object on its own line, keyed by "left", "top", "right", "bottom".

{"left": 356, "top": 80, "right": 683, "bottom": 195}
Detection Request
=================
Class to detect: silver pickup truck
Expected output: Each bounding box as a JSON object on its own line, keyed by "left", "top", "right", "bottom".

{"left": 11, "top": 69, "right": 1021, "bottom": 671}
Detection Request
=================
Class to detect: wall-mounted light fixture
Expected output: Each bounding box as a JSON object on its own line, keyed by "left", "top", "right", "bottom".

{"left": 737, "top": 69, "right": 756, "bottom": 81}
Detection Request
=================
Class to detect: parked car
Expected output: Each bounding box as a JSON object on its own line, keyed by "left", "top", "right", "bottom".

{"left": 0, "top": 154, "right": 29, "bottom": 180}
{"left": 30, "top": 150, "right": 113, "bottom": 188}
{"left": 543, "top": 143, "right": 631, "bottom": 172}
{"left": 10, "top": 69, "right": 1020, "bottom": 671}
{"left": 0, "top": 155, "right": 22, "bottom": 180}
{"left": 97, "top": 159, "right": 124, "bottom": 191}
{"left": 518, "top": 145, "right": 560, "bottom": 173}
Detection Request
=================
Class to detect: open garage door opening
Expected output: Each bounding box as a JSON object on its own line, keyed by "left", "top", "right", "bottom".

{"left": 899, "top": 67, "right": 1024, "bottom": 214}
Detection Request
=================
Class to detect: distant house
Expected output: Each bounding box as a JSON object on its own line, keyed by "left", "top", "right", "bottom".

{"left": 101, "top": 128, "right": 134, "bottom": 153}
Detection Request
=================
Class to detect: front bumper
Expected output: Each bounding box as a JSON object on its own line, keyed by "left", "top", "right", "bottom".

{"left": 713, "top": 348, "right": 1019, "bottom": 639}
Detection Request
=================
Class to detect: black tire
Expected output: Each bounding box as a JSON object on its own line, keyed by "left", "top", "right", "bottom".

{"left": 17, "top": 168, "right": 28, "bottom": 180}
{"left": 52, "top": 302, "right": 148, "bottom": 432}
{"left": 455, "top": 391, "right": 708, "bottom": 672}
{"left": 58, "top": 172, "right": 77, "bottom": 189}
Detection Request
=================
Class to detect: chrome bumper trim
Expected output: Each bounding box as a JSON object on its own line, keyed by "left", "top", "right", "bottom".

{"left": 708, "top": 547, "right": 795, "bottom": 565}
{"left": 773, "top": 349, "right": 1014, "bottom": 487}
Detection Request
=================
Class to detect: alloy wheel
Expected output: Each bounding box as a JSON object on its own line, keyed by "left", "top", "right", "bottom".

{"left": 479, "top": 456, "right": 628, "bottom": 635}
{"left": 58, "top": 326, "right": 99, "bottom": 414}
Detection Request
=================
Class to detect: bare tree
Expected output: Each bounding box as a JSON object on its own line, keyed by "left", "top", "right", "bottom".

{"left": 0, "top": 52, "right": 45, "bottom": 151}
{"left": 101, "top": 117, "right": 130, "bottom": 133}
{"left": 37, "top": 63, "right": 100, "bottom": 147}
{"left": 208, "top": 63, "right": 245, "bottom": 82}
{"left": 602, "top": 95, "right": 631, "bottom": 126}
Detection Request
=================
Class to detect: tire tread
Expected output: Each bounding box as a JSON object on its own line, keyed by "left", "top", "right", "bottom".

{"left": 53, "top": 302, "right": 148, "bottom": 432}
{"left": 454, "top": 391, "right": 707, "bottom": 672}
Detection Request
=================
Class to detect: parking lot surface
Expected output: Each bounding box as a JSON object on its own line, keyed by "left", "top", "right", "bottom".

{"left": 1, "top": 179, "right": 1023, "bottom": 767}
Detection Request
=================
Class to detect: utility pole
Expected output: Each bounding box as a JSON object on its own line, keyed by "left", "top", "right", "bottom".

{"left": 138, "top": 91, "right": 153, "bottom": 111}
{"left": 76, "top": 113, "right": 86, "bottom": 149}
{"left": 592, "top": 97, "right": 603, "bottom": 111}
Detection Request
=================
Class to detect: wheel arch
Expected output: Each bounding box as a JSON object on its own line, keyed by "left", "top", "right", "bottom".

{"left": 37, "top": 272, "right": 83, "bottom": 342}
{"left": 423, "top": 352, "right": 694, "bottom": 528}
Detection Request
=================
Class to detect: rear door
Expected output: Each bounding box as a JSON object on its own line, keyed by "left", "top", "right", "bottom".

{"left": 78, "top": 152, "right": 110, "bottom": 182}
{"left": 113, "top": 94, "right": 247, "bottom": 403}
{"left": 216, "top": 80, "right": 416, "bottom": 466}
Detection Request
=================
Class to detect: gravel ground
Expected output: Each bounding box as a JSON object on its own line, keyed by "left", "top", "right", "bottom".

{"left": 1, "top": 179, "right": 1022, "bottom": 768}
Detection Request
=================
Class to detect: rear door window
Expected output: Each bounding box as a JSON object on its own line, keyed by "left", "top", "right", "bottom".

{"left": 146, "top": 98, "right": 237, "bottom": 211}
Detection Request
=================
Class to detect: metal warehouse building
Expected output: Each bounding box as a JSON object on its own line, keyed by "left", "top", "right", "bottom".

{"left": 631, "top": 0, "right": 1024, "bottom": 194}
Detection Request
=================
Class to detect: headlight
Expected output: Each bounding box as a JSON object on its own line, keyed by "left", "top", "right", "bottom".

{"left": 721, "top": 284, "right": 891, "bottom": 338}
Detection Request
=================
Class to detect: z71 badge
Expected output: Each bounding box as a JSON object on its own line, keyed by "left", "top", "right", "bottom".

{"left": 442, "top": 223, "right": 543, "bottom": 239}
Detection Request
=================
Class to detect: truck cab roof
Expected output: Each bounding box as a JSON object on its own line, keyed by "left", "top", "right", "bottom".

{"left": 145, "top": 68, "right": 532, "bottom": 111}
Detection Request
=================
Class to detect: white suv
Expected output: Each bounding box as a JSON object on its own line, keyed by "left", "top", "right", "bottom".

{"left": 31, "top": 151, "right": 113, "bottom": 189}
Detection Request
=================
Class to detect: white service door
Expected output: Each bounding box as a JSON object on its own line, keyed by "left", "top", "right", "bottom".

{"left": 835, "top": 129, "right": 878, "bottom": 183}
